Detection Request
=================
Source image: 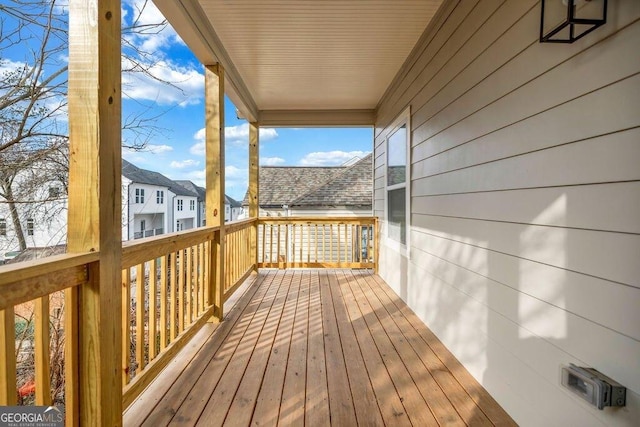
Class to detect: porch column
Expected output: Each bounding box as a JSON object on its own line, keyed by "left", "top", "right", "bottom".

{"left": 205, "top": 64, "right": 225, "bottom": 321}
{"left": 248, "top": 122, "right": 259, "bottom": 269}
{"left": 67, "top": 0, "right": 122, "bottom": 425}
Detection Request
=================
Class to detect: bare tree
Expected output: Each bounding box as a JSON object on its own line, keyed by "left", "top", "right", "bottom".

{"left": 0, "top": 0, "right": 181, "bottom": 251}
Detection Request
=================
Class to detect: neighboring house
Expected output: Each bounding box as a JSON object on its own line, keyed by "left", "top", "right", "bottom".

{"left": 122, "top": 160, "right": 199, "bottom": 240}
{"left": 225, "top": 195, "right": 243, "bottom": 222}
{"left": 0, "top": 160, "right": 67, "bottom": 261}
{"left": 175, "top": 180, "right": 206, "bottom": 226}
{"left": 175, "top": 180, "right": 244, "bottom": 224}
{"left": 242, "top": 154, "right": 372, "bottom": 217}
{"left": 2, "top": 160, "right": 224, "bottom": 258}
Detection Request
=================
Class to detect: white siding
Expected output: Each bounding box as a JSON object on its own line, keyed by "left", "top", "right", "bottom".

{"left": 374, "top": 1, "right": 640, "bottom": 426}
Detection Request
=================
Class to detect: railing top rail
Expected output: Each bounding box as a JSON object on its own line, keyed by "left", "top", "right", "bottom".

{"left": 0, "top": 251, "right": 99, "bottom": 310}
{"left": 0, "top": 251, "right": 98, "bottom": 287}
{"left": 257, "top": 216, "right": 377, "bottom": 224}
{"left": 224, "top": 217, "right": 257, "bottom": 233}
{"left": 122, "top": 225, "right": 220, "bottom": 269}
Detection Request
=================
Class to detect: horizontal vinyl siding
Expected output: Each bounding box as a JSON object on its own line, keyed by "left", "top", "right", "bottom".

{"left": 375, "top": 0, "right": 640, "bottom": 426}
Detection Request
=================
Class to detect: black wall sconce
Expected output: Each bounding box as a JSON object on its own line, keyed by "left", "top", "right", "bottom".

{"left": 540, "top": 0, "right": 608, "bottom": 43}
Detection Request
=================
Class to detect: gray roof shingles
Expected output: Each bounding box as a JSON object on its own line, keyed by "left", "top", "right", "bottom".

{"left": 122, "top": 159, "right": 197, "bottom": 197}
{"left": 292, "top": 154, "right": 372, "bottom": 208}
{"left": 175, "top": 179, "right": 241, "bottom": 207}
{"left": 243, "top": 154, "right": 372, "bottom": 209}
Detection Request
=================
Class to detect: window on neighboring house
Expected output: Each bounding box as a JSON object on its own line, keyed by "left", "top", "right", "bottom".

{"left": 140, "top": 220, "right": 146, "bottom": 232}
{"left": 386, "top": 107, "right": 410, "bottom": 247}
{"left": 26, "top": 219, "right": 35, "bottom": 236}
{"left": 135, "top": 188, "right": 145, "bottom": 203}
{"left": 177, "top": 199, "right": 183, "bottom": 211}
{"left": 0, "top": 218, "right": 6, "bottom": 236}
{"left": 176, "top": 220, "right": 182, "bottom": 231}
{"left": 157, "top": 190, "right": 164, "bottom": 204}
{"left": 190, "top": 200, "right": 195, "bottom": 211}
{"left": 48, "top": 186, "right": 60, "bottom": 199}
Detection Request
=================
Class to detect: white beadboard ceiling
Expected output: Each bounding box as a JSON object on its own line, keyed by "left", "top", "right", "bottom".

{"left": 153, "top": 0, "right": 443, "bottom": 124}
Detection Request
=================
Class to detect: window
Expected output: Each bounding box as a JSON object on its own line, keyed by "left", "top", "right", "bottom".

{"left": 48, "top": 186, "right": 60, "bottom": 199}
{"left": 0, "top": 218, "right": 6, "bottom": 236}
{"left": 177, "top": 199, "right": 183, "bottom": 211}
{"left": 140, "top": 220, "right": 146, "bottom": 232}
{"left": 176, "top": 220, "right": 182, "bottom": 231}
{"left": 190, "top": 200, "right": 195, "bottom": 211}
{"left": 156, "top": 190, "right": 164, "bottom": 204}
{"left": 135, "top": 188, "right": 145, "bottom": 203}
{"left": 26, "top": 219, "right": 35, "bottom": 236}
{"left": 385, "top": 107, "right": 410, "bottom": 248}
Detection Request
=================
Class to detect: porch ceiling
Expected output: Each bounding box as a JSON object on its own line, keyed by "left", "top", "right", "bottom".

{"left": 153, "top": 0, "right": 443, "bottom": 125}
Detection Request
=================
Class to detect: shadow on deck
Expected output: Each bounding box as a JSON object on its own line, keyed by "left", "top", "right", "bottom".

{"left": 124, "top": 269, "right": 515, "bottom": 426}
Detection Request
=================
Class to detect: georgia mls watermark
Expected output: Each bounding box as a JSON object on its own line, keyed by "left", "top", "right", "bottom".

{"left": 0, "top": 406, "right": 64, "bottom": 427}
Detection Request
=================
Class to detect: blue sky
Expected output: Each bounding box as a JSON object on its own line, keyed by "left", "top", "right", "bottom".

{"left": 1, "top": 0, "right": 373, "bottom": 202}
{"left": 115, "top": 0, "right": 373, "bottom": 201}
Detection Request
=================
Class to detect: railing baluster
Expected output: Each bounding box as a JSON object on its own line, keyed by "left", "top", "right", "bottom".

{"left": 198, "top": 243, "right": 204, "bottom": 315}
{"left": 149, "top": 258, "right": 158, "bottom": 361}
{"left": 160, "top": 255, "right": 167, "bottom": 351}
{"left": 178, "top": 250, "right": 184, "bottom": 334}
{"left": 0, "top": 308, "right": 17, "bottom": 405}
{"left": 136, "top": 263, "right": 145, "bottom": 374}
{"left": 169, "top": 252, "right": 177, "bottom": 341}
{"left": 186, "top": 247, "right": 193, "bottom": 325}
{"left": 35, "top": 296, "right": 51, "bottom": 405}
{"left": 122, "top": 270, "right": 131, "bottom": 385}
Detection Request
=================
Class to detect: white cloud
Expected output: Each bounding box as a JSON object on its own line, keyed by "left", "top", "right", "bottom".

{"left": 122, "top": 0, "right": 184, "bottom": 53}
{"left": 261, "top": 157, "right": 285, "bottom": 166}
{"left": 298, "top": 150, "right": 370, "bottom": 166}
{"left": 190, "top": 142, "right": 205, "bottom": 156}
{"left": 226, "top": 124, "right": 278, "bottom": 145}
{"left": 225, "top": 166, "right": 248, "bottom": 199}
{"left": 121, "top": 58, "right": 204, "bottom": 106}
{"left": 170, "top": 159, "right": 199, "bottom": 169}
{"left": 146, "top": 144, "right": 173, "bottom": 154}
{"left": 226, "top": 165, "right": 247, "bottom": 178}
{"left": 189, "top": 125, "right": 278, "bottom": 155}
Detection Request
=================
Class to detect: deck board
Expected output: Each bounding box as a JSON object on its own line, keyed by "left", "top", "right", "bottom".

{"left": 125, "top": 269, "right": 516, "bottom": 427}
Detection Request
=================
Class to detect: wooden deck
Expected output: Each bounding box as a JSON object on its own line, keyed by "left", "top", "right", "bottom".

{"left": 124, "top": 270, "right": 515, "bottom": 426}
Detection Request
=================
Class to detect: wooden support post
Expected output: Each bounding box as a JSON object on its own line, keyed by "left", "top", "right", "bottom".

{"left": 249, "top": 122, "right": 259, "bottom": 270}
{"left": 68, "top": 0, "right": 122, "bottom": 425}
{"left": 0, "top": 308, "right": 16, "bottom": 405}
{"left": 205, "top": 64, "right": 226, "bottom": 321}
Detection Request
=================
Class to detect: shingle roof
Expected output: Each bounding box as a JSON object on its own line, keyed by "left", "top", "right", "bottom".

{"left": 175, "top": 180, "right": 206, "bottom": 201}
{"left": 292, "top": 154, "right": 372, "bottom": 208}
{"left": 244, "top": 166, "right": 343, "bottom": 207}
{"left": 243, "top": 154, "right": 372, "bottom": 209}
{"left": 176, "top": 180, "right": 242, "bottom": 207}
{"left": 122, "top": 160, "right": 197, "bottom": 197}
{"left": 226, "top": 195, "right": 242, "bottom": 208}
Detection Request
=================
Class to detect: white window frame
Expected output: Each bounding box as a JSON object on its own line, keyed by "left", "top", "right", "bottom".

{"left": 383, "top": 106, "right": 411, "bottom": 257}
{"left": 0, "top": 218, "right": 6, "bottom": 236}
{"left": 26, "top": 218, "right": 35, "bottom": 236}
{"left": 135, "top": 188, "right": 145, "bottom": 204}
{"left": 177, "top": 199, "right": 183, "bottom": 211}
{"left": 156, "top": 190, "right": 164, "bottom": 204}
{"left": 190, "top": 200, "right": 195, "bottom": 211}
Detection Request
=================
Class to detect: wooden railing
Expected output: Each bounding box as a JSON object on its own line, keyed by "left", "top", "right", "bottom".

{"left": 120, "top": 226, "right": 219, "bottom": 408}
{"left": 257, "top": 217, "right": 378, "bottom": 270}
{"left": 223, "top": 219, "right": 256, "bottom": 301}
{"left": 0, "top": 216, "right": 376, "bottom": 422}
{"left": 0, "top": 225, "right": 238, "bottom": 422}
{"left": 0, "top": 252, "right": 98, "bottom": 411}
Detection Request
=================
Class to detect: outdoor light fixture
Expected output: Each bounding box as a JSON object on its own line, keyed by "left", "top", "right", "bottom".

{"left": 540, "top": 0, "right": 608, "bottom": 43}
